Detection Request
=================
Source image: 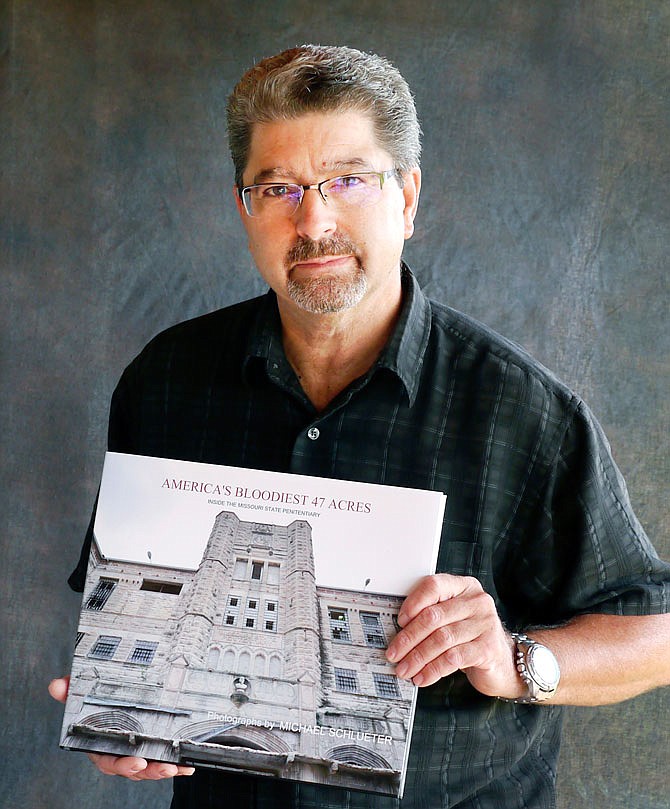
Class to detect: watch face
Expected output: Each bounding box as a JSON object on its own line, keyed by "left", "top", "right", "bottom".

{"left": 527, "top": 644, "right": 560, "bottom": 690}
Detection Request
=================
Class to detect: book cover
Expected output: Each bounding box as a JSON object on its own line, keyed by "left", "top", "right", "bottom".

{"left": 59, "top": 452, "right": 446, "bottom": 797}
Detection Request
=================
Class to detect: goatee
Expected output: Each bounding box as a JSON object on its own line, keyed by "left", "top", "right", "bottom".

{"left": 285, "top": 236, "right": 367, "bottom": 314}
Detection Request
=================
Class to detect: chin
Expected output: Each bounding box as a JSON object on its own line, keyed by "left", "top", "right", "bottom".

{"left": 287, "top": 273, "right": 368, "bottom": 314}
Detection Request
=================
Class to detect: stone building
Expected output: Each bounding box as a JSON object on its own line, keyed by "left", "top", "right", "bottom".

{"left": 62, "top": 511, "right": 414, "bottom": 795}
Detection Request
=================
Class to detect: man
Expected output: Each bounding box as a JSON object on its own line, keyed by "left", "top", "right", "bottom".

{"left": 50, "top": 44, "right": 670, "bottom": 808}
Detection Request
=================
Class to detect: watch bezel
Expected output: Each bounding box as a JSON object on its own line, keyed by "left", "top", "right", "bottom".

{"left": 526, "top": 642, "right": 561, "bottom": 692}
{"left": 511, "top": 633, "right": 560, "bottom": 703}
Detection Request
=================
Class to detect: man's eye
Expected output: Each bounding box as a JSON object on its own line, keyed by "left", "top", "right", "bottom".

{"left": 263, "top": 185, "right": 294, "bottom": 198}
{"left": 332, "top": 175, "right": 365, "bottom": 190}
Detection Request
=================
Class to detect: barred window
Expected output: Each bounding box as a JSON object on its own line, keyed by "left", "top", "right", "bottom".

{"left": 84, "top": 578, "right": 117, "bottom": 611}
{"left": 373, "top": 672, "right": 400, "bottom": 699}
{"left": 244, "top": 598, "right": 258, "bottom": 629}
{"left": 128, "top": 640, "right": 158, "bottom": 665}
{"left": 74, "top": 631, "right": 85, "bottom": 649}
{"left": 225, "top": 595, "right": 240, "bottom": 626}
{"left": 329, "top": 608, "right": 351, "bottom": 642}
{"left": 360, "top": 612, "right": 386, "bottom": 648}
{"left": 264, "top": 600, "right": 278, "bottom": 632}
{"left": 88, "top": 635, "right": 121, "bottom": 660}
{"left": 334, "top": 667, "right": 358, "bottom": 693}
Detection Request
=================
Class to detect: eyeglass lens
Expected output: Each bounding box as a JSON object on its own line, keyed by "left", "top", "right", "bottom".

{"left": 243, "top": 173, "right": 388, "bottom": 217}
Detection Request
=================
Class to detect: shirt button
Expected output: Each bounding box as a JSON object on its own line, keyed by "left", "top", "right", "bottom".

{"left": 307, "top": 427, "right": 320, "bottom": 441}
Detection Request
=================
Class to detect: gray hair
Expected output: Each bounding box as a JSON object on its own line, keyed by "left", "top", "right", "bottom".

{"left": 226, "top": 44, "right": 422, "bottom": 187}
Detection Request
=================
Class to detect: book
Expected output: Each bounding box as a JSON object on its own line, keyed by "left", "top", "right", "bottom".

{"left": 59, "top": 452, "right": 446, "bottom": 797}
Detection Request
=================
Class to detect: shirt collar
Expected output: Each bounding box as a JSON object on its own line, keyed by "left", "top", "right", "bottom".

{"left": 375, "top": 262, "right": 432, "bottom": 406}
{"left": 244, "top": 262, "right": 432, "bottom": 408}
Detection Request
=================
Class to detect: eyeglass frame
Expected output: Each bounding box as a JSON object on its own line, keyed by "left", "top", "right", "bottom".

{"left": 237, "top": 169, "right": 402, "bottom": 218}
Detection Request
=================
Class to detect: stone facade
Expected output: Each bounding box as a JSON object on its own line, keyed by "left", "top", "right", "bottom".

{"left": 62, "top": 512, "right": 414, "bottom": 794}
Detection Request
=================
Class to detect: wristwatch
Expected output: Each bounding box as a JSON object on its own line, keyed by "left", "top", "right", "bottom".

{"left": 510, "top": 633, "right": 561, "bottom": 703}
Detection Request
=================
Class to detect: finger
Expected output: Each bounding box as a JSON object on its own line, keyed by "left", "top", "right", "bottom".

{"left": 88, "top": 753, "right": 149, "bottom": 778}
{"left": 387, "top": 593, "right": 482, "bottom": 664}
{"left": 392, "top": 612, "right": 485, "bottom": 680}
{"left": 397, "top": 574, "right": 477, "bottom": 627}
{"left": 410, "top": 631, "right": 502, "bottom": 687}
{"left": 88, "top": 753, "right": 194, "bottom": 780}
{"left": 48, "top": 677, "right": 70, "bottom": 704}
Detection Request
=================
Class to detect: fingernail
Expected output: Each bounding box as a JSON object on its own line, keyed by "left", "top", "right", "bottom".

{"left": 395, "top": 662, "right": 408, "bottom": 679}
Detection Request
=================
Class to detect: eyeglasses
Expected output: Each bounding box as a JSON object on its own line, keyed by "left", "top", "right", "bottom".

{"left": 239, "top": 169, "right": 400, "bottom": 218}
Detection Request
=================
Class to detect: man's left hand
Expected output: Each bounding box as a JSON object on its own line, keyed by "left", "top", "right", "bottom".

{"left": 386, "top": 573, "right": 524, "bottom": 698}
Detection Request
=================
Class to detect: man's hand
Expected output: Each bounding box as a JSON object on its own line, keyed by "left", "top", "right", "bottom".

{"left": 385, "top": 574, "right": 525, "bottom": 698}
{"left": 48, "top": 677, "right": 195, "bottom": 780}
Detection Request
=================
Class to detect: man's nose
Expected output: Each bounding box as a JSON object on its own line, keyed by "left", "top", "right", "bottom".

{"left": 293, "top": 188, "right": 338, "bottom": 241}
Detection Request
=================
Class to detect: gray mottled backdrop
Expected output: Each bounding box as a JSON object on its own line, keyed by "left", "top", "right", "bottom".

{"left": 1, "top": 2, "right": 668, "bottom": 807}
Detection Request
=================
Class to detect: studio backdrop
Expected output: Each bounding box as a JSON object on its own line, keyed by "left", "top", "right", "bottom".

{"left": 1, "top": 2, "right": 668, "bottom": 808}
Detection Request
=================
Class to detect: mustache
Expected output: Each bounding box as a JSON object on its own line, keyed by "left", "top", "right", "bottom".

{"left": 286, "top": 235, "right": 359, "bottom": 266}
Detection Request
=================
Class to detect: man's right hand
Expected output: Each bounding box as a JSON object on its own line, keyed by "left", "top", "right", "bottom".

{"left": 48, "top": 677, "right": 195, "bottom": 780}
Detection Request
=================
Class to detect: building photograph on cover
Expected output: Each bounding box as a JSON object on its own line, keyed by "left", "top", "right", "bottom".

{"left": 59, "top": 453, "right": 445, "bottom": 797}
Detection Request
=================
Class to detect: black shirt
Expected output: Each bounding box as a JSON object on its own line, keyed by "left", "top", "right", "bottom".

{"left": 70, "top": 266, "right": 669, "bottom": 808}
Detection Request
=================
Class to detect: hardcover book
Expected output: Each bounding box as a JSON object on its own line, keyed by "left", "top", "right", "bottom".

{"left": 59, "top": 452, "right": 446, "bottom": 797}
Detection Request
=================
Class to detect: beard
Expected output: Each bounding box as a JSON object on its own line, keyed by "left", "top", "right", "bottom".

{"left": 285, "top": 235, "right": 367, "bottom": 314}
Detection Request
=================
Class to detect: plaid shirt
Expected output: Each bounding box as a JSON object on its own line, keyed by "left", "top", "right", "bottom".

{"left": 71, "top": 266, "right": 669, "bottom": 808}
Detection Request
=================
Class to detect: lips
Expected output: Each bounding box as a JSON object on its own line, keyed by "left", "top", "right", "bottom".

{"left": 291, "top": 255, "right": 353, "bottom": 271}
{"left": 285, "top": 235, "right": 359, "bottom": 270}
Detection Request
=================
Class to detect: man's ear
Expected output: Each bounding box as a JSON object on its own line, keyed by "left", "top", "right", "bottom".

{"left": 233, "top": 185, "right": 246, "bottom": 219}
{"left": 401, "top": 167, "right": 421, "bottom": 239}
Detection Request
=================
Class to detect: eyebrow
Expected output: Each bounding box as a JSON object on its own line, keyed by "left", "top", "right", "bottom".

{"left": 251, "top": 158, "right": 376, "bottom": 185}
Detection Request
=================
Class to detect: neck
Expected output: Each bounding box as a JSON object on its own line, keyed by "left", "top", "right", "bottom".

{"left": 278, "top": 279, "right": 403, "bottom": 412}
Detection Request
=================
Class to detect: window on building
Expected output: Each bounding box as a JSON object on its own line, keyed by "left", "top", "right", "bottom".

{"left": 74, "top": 632, "right": 85, "bottom": 649}
{"left": 264, "top": 600, "right": 278, "bottom": 632}
{"left": 360, "top": 612, "right": 386, "bottom": 647}
{"left": 267, "top": 563, "right": 280, "bottom": 585}
{"left": 140, "top": 580, "right": 182, "bottom": 594}
{"left": 128, "top": 640, "right": 158, "bottom": 665}
{"left": 233, "top": 559, "right": 247, "bottom": 579}
{"left": 244, "top": 598, "right": 258, "bottom": 629}
{"left": 88, "top": 635, "right": 121, "bottom": 660}
{"left": 373, "top": 672, "right": 400, "bottom": 699}
{"left": 334, "top": 667, "right": 358, "bottom": 693}
{"left": 225, "top": 595, "right": 240, "bottom": 626}
{"left": 84, "top": 578, "right": 117, "bottom": 611}
{"left": 207, "top": 646, "right": 220, "bottom": 669}
{"left": 329, "top": 608, "right": 351, "bottom": 642}
{"left": 251, "top": 561, "right": 264, "bottom": 581}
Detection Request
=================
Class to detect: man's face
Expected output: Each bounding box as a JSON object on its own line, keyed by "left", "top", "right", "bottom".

{"left": 235, "top": 110, "right": 420, "bottom": 319}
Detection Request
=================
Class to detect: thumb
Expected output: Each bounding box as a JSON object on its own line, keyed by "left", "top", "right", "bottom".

{"left": 48, "top": 676, "right": 70, "bottom": 704}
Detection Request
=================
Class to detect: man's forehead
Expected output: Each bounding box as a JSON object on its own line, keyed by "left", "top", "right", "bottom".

{"left": 244, "top": 110, "right": 390, "bottom": 182}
